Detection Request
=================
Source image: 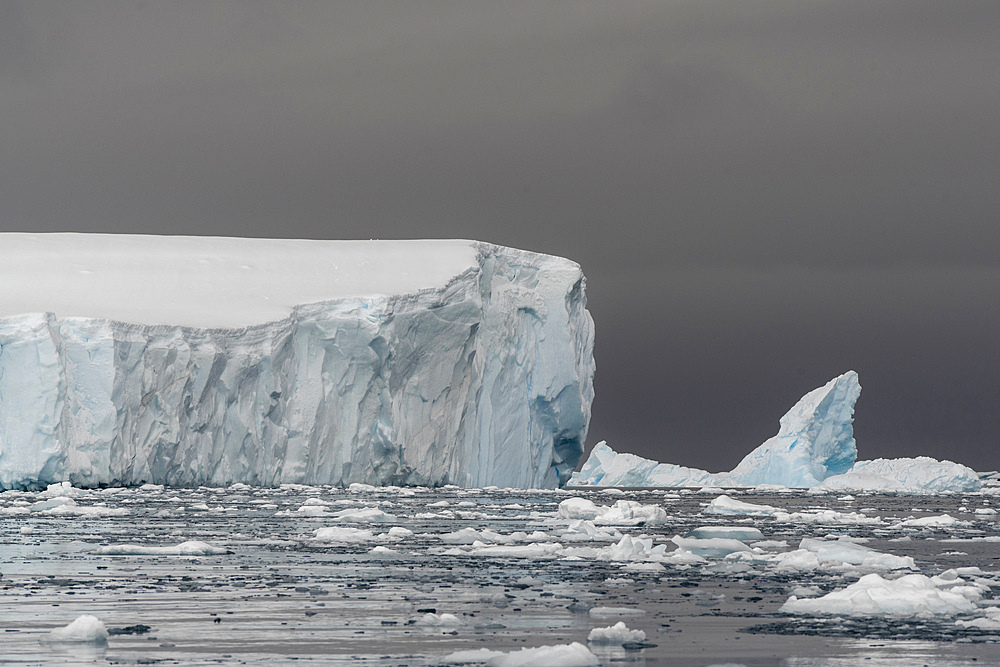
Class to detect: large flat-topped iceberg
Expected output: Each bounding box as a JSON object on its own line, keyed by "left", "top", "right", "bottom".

{"left": 0, "top": 234, "right": 595, "bottom": 490}
{"left": 570, "top": 371, "right": 980, "bottom": 493}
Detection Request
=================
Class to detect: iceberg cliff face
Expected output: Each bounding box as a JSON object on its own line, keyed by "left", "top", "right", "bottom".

{"left": 0, "top": 235, "right": 595, "bottom": 490}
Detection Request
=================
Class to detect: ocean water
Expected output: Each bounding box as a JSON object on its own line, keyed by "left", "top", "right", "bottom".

{"left": 1, "top": 484, "right": 998, "bottom": 666}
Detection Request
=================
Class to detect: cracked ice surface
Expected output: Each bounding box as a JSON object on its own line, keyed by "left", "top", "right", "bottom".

{"left": 0, "top": 235, "right": 595, "bottom": 490}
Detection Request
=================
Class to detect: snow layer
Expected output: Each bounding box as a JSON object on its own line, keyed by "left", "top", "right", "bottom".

{"left": 96, "top": 540, "right": 228, "bottom": 556}
{"left": 571, "top": 371, "right": 980, "bottom": 493}
{"left": 0, "top": 235, "right": 594, "bottom": 490}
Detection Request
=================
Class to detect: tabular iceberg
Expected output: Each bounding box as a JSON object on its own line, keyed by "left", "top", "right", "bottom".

{"left": 570, "top": 371, "right": 980, "bottom": 492}
{"left": 0, "top": 234, "right": 595, "bottom": 490}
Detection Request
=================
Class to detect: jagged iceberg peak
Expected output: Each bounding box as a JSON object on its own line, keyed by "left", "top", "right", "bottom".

{"left": 0, "top": 234, "right": 595, "bottom": 490}
{"left": 727, "top": 370, "right": 861, "bottom": 487}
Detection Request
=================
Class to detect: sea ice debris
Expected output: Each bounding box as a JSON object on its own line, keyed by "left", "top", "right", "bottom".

{"left": 586, "top": 621, "right": 646, "bottom": 644}
{"left": 96, "top": 540, "right": 227, "bottom": 556}
{"left": 780, "top": 572, "right": 983, "bottom": 616}
{"left": 47, "top": 615, "right": 109, "bottom": 644}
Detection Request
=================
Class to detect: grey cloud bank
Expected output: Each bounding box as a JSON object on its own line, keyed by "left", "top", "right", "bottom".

{"left": 1, "top": 1, "right": 998, "bottom": 471}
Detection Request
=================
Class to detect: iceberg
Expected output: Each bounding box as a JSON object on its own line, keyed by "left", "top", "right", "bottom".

{"left": 725, "top": 371, "right": 860, "bottom": 486}
{"left": 570, "top": 371, "right": 980, "bottom": 493}
{"left": 0, "top": 234, "right": 595, "bottom": 490}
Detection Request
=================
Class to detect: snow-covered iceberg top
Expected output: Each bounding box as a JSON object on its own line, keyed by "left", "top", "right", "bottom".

{"left": 0, "top": 234, "right": 485, "bottom": 328}
{"left": 0, "top": 234, "right": 595, "bottom": 490}
{"left": 570, "top": 371, "right": 980, "bottom": 493}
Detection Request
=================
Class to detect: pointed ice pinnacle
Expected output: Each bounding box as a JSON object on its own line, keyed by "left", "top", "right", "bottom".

{"left": 569, "top": 371, "right": 863, "bottom": 488}
{"left": 726, "top": 371, "right": 861, "bottom": 487}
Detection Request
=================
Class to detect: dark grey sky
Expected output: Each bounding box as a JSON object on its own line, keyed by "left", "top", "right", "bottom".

{"left": 3, "top": 1, "right": 999, "bottom": 472}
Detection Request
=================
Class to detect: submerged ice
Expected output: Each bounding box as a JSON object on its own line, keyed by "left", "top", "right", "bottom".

{"left": 0, "top": 235, "right": 595, "bottom": 490}
{"left": 571, "top": 371, "right": 980, "bottom": 492}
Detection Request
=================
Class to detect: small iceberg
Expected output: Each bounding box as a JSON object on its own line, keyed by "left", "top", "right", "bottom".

{"left": 570, "top": 372, "right": 980, "bottom": 493}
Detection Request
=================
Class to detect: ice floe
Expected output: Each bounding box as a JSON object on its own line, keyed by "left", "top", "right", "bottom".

{"left": 442, "top": 642, "right": 599, "bottom": 666}
{"left": 47, "top": 615, "right": 108, "bottom": 644}
{"left": 780, "top": 570, "right": 987, "bottom": 616}
{"left": 97, "top": 540, "right": 228, "bottom": 556}
{"left": 586, "top": 621, "right": 646, "bottom": 645}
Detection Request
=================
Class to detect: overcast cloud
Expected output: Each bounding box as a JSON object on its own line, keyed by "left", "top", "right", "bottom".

{"left": 2, "top": 1, "right": 999, "bottom": 471}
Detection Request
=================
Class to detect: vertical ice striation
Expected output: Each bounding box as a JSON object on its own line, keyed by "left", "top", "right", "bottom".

{"left": 0, "top": 236, "right": 595, "bottom": 490}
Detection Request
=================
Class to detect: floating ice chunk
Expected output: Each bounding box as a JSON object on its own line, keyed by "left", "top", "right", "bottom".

{"left": 956, "top": 606, "right": 1000, "bottom": 630}
{"left": 97, "top": 540, "right": 228, "bottom": 556}
{"left": 442, "top": 642, "right": 599, "bottom": 667}
{"left": 48, "top": 615, "right": 108, "bottom": 644}
{"left": 560, "top": 520, "right": 622, "bottom": 542}
{"left": 348, "top": 483, "right": 379, "bottom": 493}
{"left": 416, "top": 612, "right": 462, "bottom": 626}
{"left": 569, "top": 442, "right": 720, "bottom": 487}
{"left": 447, "top": 542, "right": 566, "bottom": 559}
{"left": 440, "top": 528, "right": 510, "bottom": 545}
{"left": 39, "top": 482, "right": 85, "bottom": 498}
{"left": 312, "top": 526, "right": 376, "bottom": 544}
{"left": 599, "top": 500, "right": 667, "bottom": 525}
{"left": 821, "top": 458, "right": 981, "bottom": 493}
{"left": 558, "top": 498, "right": 602, "bottom": 520}
{"left": 798, "top": 537, "right": 914, "bottom": 570}
{"left": 780, "top": 572, "right": 983, "bottom": 616}
{"left": 598, "top": 535, "right": 667, "bottom": 562}
{"left": 671, "top": 535, "right": 751, "bottom": 558}
{"left": 557, "top": 497, "right": 666, "bottom": 525}
{"left": 892, "top": 514, "right": 971, "bottom": 529}
{"left": 685, "top": 526, "right": 765, "bottom": 542}
{"left": 368, "top": 545, "right": 399, "bottom": 556}
{"left": 589, "top": 606, "right": 646, "bottom": 617}
{"left": 703, "top": 495, "right": 780, "bottom": 516}
{"left": 28, "top": 497, "right": 128, "bottom": 517}
{"left": 586, "top": 621, "right": 646, "bottom": 645}
{"left": 331, "top": 507, "right": 396, "bottom": 523}
{"left": 294, "top": 504, "right": 329, "bottom": 516}
{"left": 384, "top": 526, "right": 413, "bottom": 541}
{"left": 772, "top": 509, "right": 881, "bottom": 525}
